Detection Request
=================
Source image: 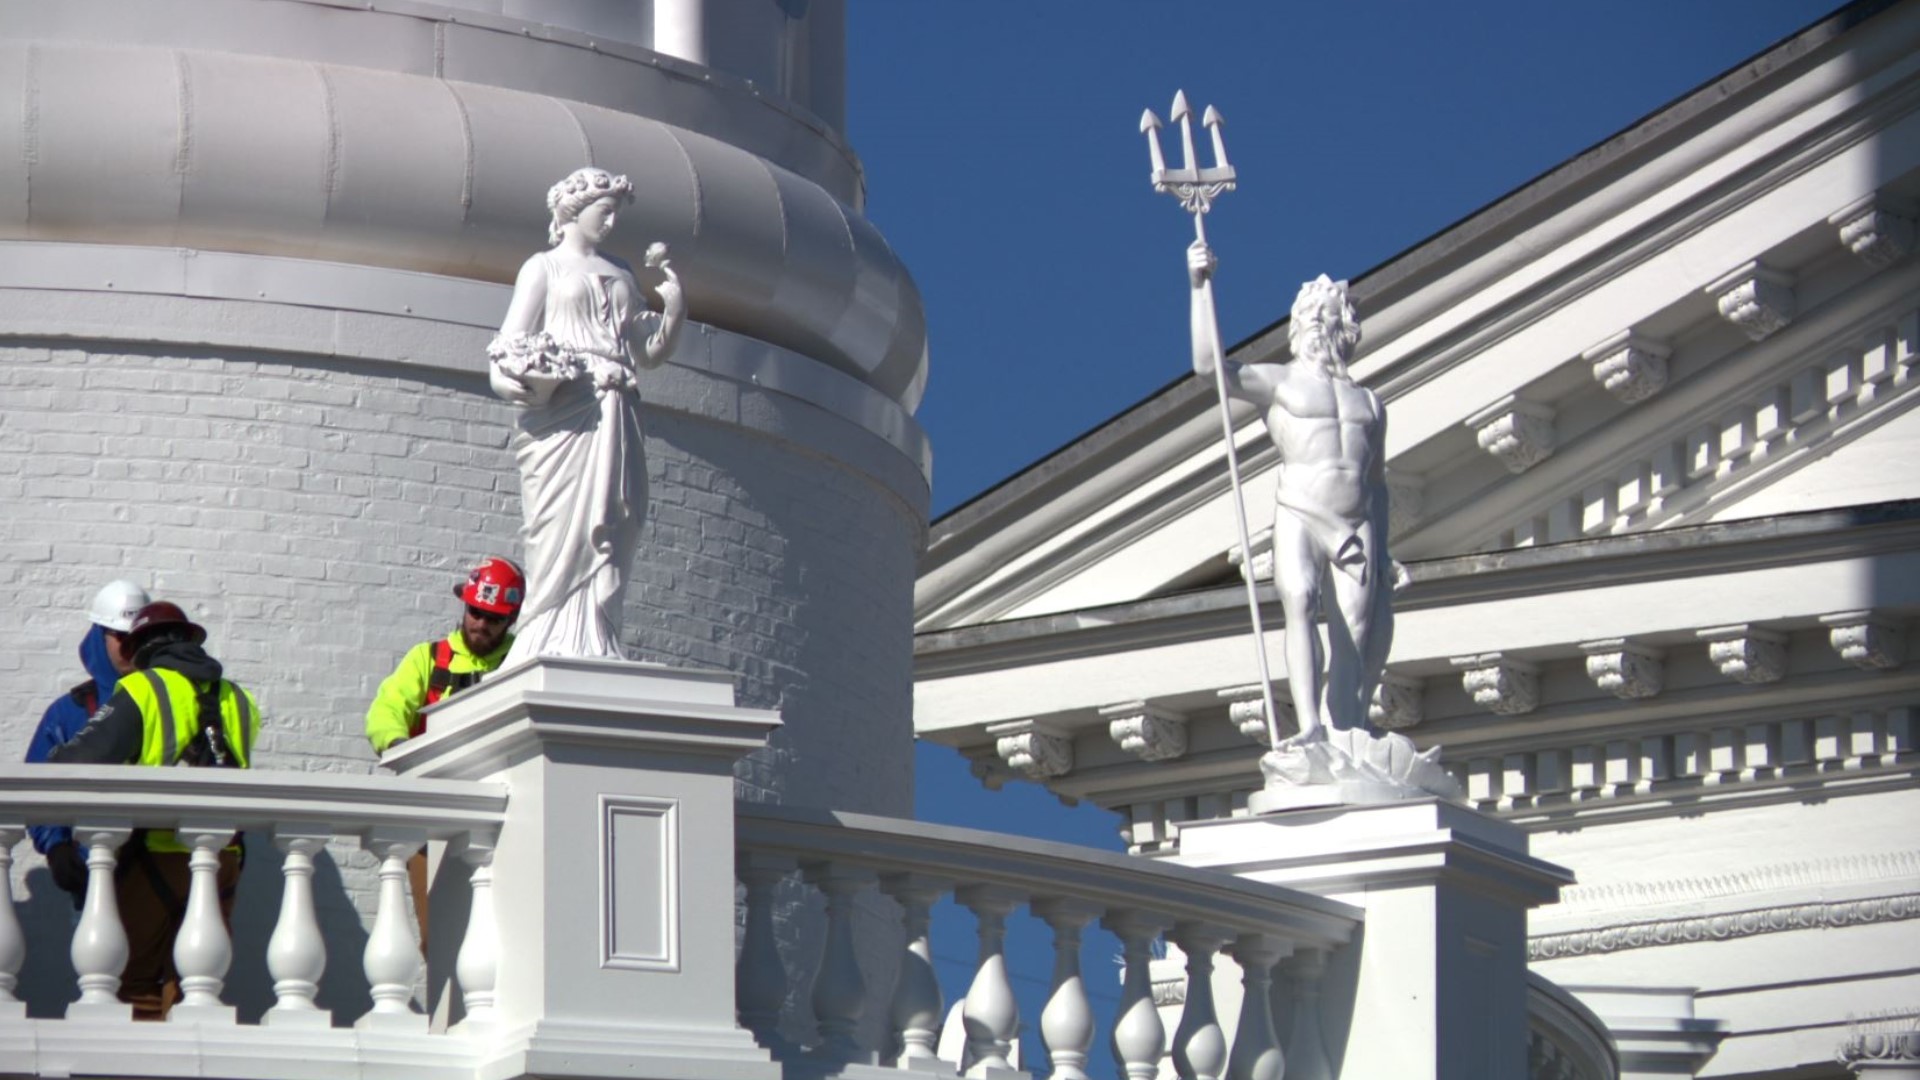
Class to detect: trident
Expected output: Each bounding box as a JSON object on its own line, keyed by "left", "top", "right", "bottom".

{"left": 1142, "top": 91, "right": 1283, "bottom": 751}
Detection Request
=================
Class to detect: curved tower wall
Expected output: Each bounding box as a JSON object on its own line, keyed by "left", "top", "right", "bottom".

{"left": 1, "top": 0, "right": 922, "bottom": 853}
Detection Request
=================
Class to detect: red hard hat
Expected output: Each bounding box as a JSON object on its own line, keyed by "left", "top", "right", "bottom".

{"left": 125, "top": 601, "right": 208, "bottom": 652}
{"left": 456, "top": 557, "right": 525, "bottom": 616}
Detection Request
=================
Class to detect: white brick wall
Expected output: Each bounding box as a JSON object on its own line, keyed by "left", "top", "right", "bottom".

{"left": 1, "top": 341, "right": 921, "bottom": 1017}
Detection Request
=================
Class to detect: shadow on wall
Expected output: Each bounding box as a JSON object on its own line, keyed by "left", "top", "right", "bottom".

{"left": 16, "top": 839, "right": 374, "bottom": 1024}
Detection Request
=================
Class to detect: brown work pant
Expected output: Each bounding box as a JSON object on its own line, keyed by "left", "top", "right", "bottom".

{"left": 408, "top": 848, "right": 429, "bottom": 946}
{"left": 117, "top": 848, "right": 241, "bottom": 1020}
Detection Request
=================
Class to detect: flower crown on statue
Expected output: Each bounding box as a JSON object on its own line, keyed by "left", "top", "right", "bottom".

{"left": 546, "top": 168, "right": 636, "bottom": 242}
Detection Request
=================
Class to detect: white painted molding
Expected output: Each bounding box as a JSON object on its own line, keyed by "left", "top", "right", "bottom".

{"left": 990, "top": 720, "right": 1074, "bottom": 779}
{"left": 1698, "top": 624, "right": 1788, "bottom": 684}
{"left": 1557, "top": 850, "right": 1920, "bottom": 913}
{"left": 1830, "top": 194, "right": 1917, "bottom": 270}
{"left": 1821, "top": 611, "right": 1907, "bottom": 670}
{"left": 1529, "top": 891, "right": 1920, "bottom": 961}
{"left": 1452, "top": 652, "right": 1541, "bottom": 715}
{"left": 1217, "top": 684, "right": 1292, "bottom": 744}
{"left": 1387, "top": 470, "right": 1426, "bottom": 533}
{"left": 1227, "top": 527, "right": 1275, "bottom": 585}
{"left": 1583, "top": 330, "right": 1671, "bottom": 405}
{"left": 1579, "top": 639, "right": 1665, "bottom": 699}
{"left": 1368, "top": 672, "right": 1425, "bottom": 729}
{"left": 1467, "top": 395, "right": 1556, "bottom": 474}
{"left": 1102, "top": 702, "right": 1189, "bottom": 762}
{"left": 1707, "top": 260, "right": 1796, "bottom": 341}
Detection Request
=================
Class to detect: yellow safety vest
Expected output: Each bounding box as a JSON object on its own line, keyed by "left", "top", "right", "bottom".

{"left": 118, "top": 668, "right": 260, "bottom": 853}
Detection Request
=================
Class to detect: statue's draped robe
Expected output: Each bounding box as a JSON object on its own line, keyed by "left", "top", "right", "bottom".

{"left": 503, "top": 251, "right": 646, "bottom": 664}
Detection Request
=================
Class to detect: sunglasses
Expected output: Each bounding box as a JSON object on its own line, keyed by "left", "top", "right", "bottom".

{"left": 466, "top": 606, "right": 512, "bottom": 625}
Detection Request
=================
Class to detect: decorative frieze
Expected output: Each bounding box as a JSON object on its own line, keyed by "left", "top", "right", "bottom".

{"left": 989, "top": 720, "right": 1073, "bottom": 780}
{"left": 1583, "top": 331, "right": 1670, "bottom": 405}
{"left": 1707, "top": 261, "right": 1795, "bottom": 341}
{"left": 1217, "top": 684, "right": 1292, "bottom": 744}
{"left": 1829, "top": 193, "right": 1916, "bottom": 270}
{"left": 1529, "top": 892, "right": 1920, "bottom": 961}
{"left": 1369, "top": 673, "right": 1424, "bottom": 729}
{"left": 1101, "top": 701, "right": 1188, "bottom": 762}
{"left": 1453, "top": 653, "right": 1540, "bottom": 715}
{"left": 1698, "top": 625, "right": 1788, "bottom": 684}
{"left": 1580, "top": 639, "right": 1664, "bottom": 699}
{"left": 1821, "top": 611, "right": 1906, "bottom": 670}
{"left": 1467, "top": 396, "right": 1555, "bottom": 474}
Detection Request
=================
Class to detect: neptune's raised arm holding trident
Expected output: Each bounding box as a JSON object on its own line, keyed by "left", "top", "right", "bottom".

{"left": 1144, "top": 93, "right": 1456, "bottom": 807}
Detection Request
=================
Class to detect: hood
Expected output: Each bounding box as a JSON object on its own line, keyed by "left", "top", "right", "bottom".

{"left": 142, "top": 640, "right": 224, "bottom": 684}
{"left": 77, "top": 624, "right": 124, "bottom": 698}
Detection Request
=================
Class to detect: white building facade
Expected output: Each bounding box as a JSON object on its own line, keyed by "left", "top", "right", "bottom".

{"left": 914, "top": 3, "right": 1920, "bottom": 1078}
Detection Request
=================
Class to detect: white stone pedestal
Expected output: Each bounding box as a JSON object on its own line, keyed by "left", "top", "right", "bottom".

{"left": 387, "top": 657, "right": 782, "bottom": 1080}
{"left": 1170, "top": 799, "right": 1572, "bottom": 1080}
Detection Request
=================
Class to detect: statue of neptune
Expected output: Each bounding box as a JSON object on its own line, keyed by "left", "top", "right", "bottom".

{"left": 489, "top": 167, "right": 687, "bottom": 665}
{"left": 1187, "top": 241, "right": 1454, "bottom": 804}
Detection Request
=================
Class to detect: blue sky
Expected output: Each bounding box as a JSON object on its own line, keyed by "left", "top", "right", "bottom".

{"left": 846, "top": 2, "right": 1840, "bottom": 1074}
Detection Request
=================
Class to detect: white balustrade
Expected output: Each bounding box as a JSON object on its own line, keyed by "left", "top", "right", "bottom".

{"left": 265, "top": 830, "right": 330, "bottom": 1026}
{"left": 454, "top": 840, "right": 499, "bottom": 1027}
{"left": 1107, "top": 911, "right": 1174, "bottom": 1080}
{"left": 1171, "top": 925, "right": 1231, "bottom": 1080}
{"left": 1280, "top": 948, "right": 1335, "bottom": 1080}
{"left": 882, "top": 871, "right": 952, "bottom": 1070}
{"left": 736, "top": 852, "right": 796, "bottom": 1051}
{"left": 0, "top": 828, "right": 23, "bottom": 1018}
{"left": 357, "top": 831, "right": 428, "bottom": 1032}
{"left": 1226, "top": 935, "right": 1288, "bottom": 1080}
{"left": 170, "top": 825, "right": 238, "bottom": 1023}
{"left": 68, "top": 825, "right": 132, "bottom": 1020}
{"left": 957, "top": 883, "right": 1024, "bottom": 1076}
{"left": 806, "top": 860, "right": 877, "bottom": 1061}
{"left": 1034, "top": 897, "right": 1101, "bottom": 1080}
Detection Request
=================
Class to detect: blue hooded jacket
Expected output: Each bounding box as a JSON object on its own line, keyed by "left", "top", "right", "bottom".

{"left": 25, "top": 624, "right": 122, "bottom": 854}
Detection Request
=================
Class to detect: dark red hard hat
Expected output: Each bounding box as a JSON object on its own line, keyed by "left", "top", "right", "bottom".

{"left": 455, "top": 557, "right": 526, "bottom": 616}
{"left": 125, "top": 601, "right": 208, "bottom": 652}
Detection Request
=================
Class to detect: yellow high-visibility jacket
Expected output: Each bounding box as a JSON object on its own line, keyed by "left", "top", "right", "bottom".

{"left": 364, "top": 631, "right": 513, "bottom": 753}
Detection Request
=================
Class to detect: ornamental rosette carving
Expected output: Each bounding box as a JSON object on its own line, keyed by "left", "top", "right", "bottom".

{"left": 1453, "top": 653, "right": 1539, "bottom": 715}
{"left": 1699, "top": 625, "right": 1787, "bottom": 684}
{"left": 1369, "top": 673, "right": 1424, "bottom": 729}
{"left": 1583, "top": 330, "right": 1670, "bottom": 405}
{"left": 991, "top": 723, "right": 1072, "bottom": 779}
{"left": 1829, "top": 194, "right": 1916, "bottom": 270}
{"left": 1822, "top": 612, "right": 1906, "bottom": 670}
{"left": 1467, "top": 396, "right": 1555, "bottom": 474}
{"left": 1707, "top": 261, "right": 1795, "bottom": 342}
{"left": 1102, "top": 702, "right": 1187, "bottom": 762}
{"left": 1581, "top": 639, "right": 1664, "bottom": 699}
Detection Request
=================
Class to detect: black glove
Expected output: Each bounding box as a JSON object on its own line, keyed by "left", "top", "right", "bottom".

{"left": 47, "top": 840, "right": 90, "bottom": 898}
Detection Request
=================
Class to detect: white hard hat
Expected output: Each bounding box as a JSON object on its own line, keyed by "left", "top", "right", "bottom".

{"left": 88, "top": 580, "right": 151, "bottom": 633}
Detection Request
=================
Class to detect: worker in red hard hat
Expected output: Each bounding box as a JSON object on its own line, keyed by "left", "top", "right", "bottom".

{"left": 364, "top": 556, "right": 522, "bottom": 942}
{"left": 365, "top": 556, "right": 524, "bottom": 756}
{"left": 51, "top": 599, "right": 260, "bottom": 1019}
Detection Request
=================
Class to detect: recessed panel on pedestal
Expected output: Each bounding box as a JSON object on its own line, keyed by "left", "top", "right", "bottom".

{"left": 600, "top": 794, "right": 681, "bottom": 972}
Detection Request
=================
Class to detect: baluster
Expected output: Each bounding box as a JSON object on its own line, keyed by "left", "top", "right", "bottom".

{"left": 957, "top": 884, "right": 1023, "bottom": 1077}
{"left": 67, "top": 825, "right": 131, "bottom": 1021}
{"left": 1279, "top": 949, "right": 1333, "bottom": 1080}
{"left": 736, "top": 853, "right": 796, "bottom": 1053}
{"left": 1033, "top": 897, "right": 1102, "bottom": 1080}
{"left": 1105, "top": 911, "right": 1173, "bottom": 1080}
{"left": 0, "top": 828, "right": 24, "bottom": 1019}
{"left": 455, "top": 837, "right": 499, "bottom": 1027}
{"left": 1225, "top": 935, "right": 1288, "bottom": 1080}
{"left": 1171, "top": 925, "right": 1231, "bottom": 1080}
{"left": 880, "top": 872, "right": 952, "bottom": 1070}
{"left": 356, "top": 830, "right": 427, "bottom": 1032}
{"left": 169, "top": 825, "right": 238, "bottom": 1023}
{"left": 805, "top": 860, "right": 877, "bottom": 1062}
{"left": 265, "top": 830, "right": 332, "bottom": 1026}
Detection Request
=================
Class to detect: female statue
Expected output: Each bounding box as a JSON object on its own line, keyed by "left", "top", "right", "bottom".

{"left": 488, "top": 167, "right": 686, "bottom": 664}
